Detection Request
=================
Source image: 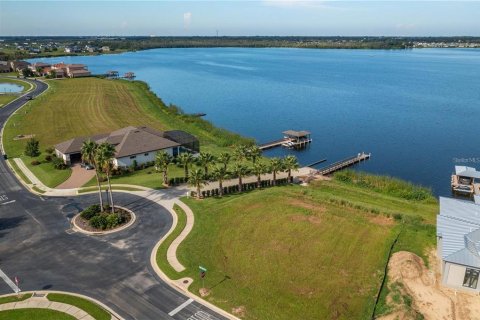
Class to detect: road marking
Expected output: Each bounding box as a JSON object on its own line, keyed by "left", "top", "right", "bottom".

{"left": 0, "top": 268, "right": 20, "bottom": 293}
{"left": 0, "top": 200, "right": 16, "bottom": 205}
{"left": 0, "top": 195, "right": 8, "bottom": 201}
{"left": 168, "top": 298, "right": 194, "bottom": 316}
{"left": 187, "top": 311, "right": 215, "bottom": 320}
{"left": 25, "top": 209, "right": 41, "bottom": 226}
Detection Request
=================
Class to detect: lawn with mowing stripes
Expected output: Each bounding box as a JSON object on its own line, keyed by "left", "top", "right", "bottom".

{"left": 47, "top": 293, "right": 110, "bottom": 320}
{"left": 176, "top": 174, "right": 438, "bottom": 320}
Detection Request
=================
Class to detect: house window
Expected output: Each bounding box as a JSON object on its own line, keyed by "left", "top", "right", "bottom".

{"left": 463, "top": 268, "right": 480, "bottom": 289}
{"left": 144, "top": 153, "right": 149, "bottom": 156}
{"left": 130, "top": 155, "right": 136, "bottom": 159}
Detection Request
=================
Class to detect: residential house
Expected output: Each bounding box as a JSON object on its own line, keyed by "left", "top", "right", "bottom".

{"left": 29, "top": 62, "right": 51, "bottom": 75}
{"left": 437, "top": 196, "right": 480, "bottom": 292}
{"left": 66, "top": 64, "right": 90, "bottom": 78}
{"left": 54, "top": 126, "right": 199, "bottom": 167}
{"left": 100, "top": 46, "right": 110, "bottom": 52}
{"left": 0, "top": 61, "right": 10, "bottom": 73}
{"left": 9, "top": 60, "right": 30, "bottom": 72}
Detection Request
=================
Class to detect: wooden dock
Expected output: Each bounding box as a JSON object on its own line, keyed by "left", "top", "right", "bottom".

{"left": 317, "top": 152, "right": 371, "bottom": 176}
{"left": 258, "top": 138, "right": 289, "bottom": 150}
{"left": 258, "top": 129, "right": 312, "bottom": 150}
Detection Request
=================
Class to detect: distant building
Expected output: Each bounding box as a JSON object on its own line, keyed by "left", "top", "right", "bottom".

{"left": 54, "top": 126, "right": 199, "bottom": 167}
{"left": 9, "top": 60, "right": 30, "bottom": 72}
{"left": 100, "top": 46, "right": 110, "bottom": 52}
{"left": 0, "top": 61, "right": 10, "bottom": 73}
{"left": 437, "top": 196, "right": 480, "bottom": 292}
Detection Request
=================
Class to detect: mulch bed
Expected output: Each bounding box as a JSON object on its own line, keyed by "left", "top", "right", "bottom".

{"left": 74, "top": 207, "right": 132, "bottom": 232}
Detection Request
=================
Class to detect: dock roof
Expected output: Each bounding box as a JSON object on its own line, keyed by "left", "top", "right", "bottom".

{"left": 282, "top": 130, "right": 311, "bottom": 138}
{"left": 455, "top": 166, "right": 480, "bottom": 179}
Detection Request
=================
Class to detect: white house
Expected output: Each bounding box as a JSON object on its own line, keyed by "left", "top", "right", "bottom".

{"left": 437, "top": 196, "right": 480, "bottom": 292}
{"left": 54, "top": 126, "right": 199, "bottom": 168}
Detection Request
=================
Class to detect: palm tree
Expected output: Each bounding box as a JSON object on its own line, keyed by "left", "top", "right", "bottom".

{"left": 188, "top": 168, "right": 208, "bottom": 199}
{"left": 177, "top": 152, "right": 194, "bottom": 179}
{"left": 233, "top": 145, "right": 249, "bottom": 163}
{"left": 96, "top": 142, "right": 116, "bottom": 213}
{"left": 252, "top": 162, "right": 268, "bottom": 188}
{"left": 155, "top": 151, "right": 173, "bottom": 186}
{"left": 197, "top": 152, "right": 216, "bottom": 177}
{"left": 218, "top": 152, "right": 231, "bottom": 171}
{"left": 81, "top": 140, "right": 103, "bottom": 212}
{"left": 248, "top": 145, "right": 262, "bottom": 164}
{"left": 212, "top": 166, "right": 229, "bottom": 197}
{"left": 231, "top": 163, "right": 249, "bottom": 192}
{"left": 269, "top": 157, "right": 284, "bottom": 186}
{"left": 284, "top": 155, "right": 300, "bottom": 183}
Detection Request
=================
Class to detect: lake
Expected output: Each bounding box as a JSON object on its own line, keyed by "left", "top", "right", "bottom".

{"left": 28, "top": 48, "right": 480, "bottom": 195}
{"left": 0, "top": 82, "right": 23, "bottom": 93}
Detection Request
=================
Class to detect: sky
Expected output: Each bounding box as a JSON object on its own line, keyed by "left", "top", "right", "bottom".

{"left": 0, "top": 1, "right": 479, "bottom": 36}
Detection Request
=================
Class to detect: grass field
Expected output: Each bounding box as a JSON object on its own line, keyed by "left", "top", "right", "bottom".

{"left": 2, "top": 77, "right": 251, "bottom": 188}
{"left": 0, "top": 309, "right": 75, "bottom": 320}
{"left": 0, "top": 94, "right": 18, "bottom": 108}
{"left": 0, "top": 293, "right": 32, "bottom": 305}
{"left": 168, "top": 173, "right": 438, "bottom": 320}
{"left": 47, "top": 293, "right": 110, "bottom": 320}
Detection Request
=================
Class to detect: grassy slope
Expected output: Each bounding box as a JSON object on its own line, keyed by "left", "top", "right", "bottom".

{"left": 0, "top": 309, "right": 75, "bottom": 320}
{"left": 47, "top": 293, "right": 110, "bottom": 320}
{"left": 0, "top": 95, "right": 17, "bottom": 108}
{"left": 3, "top": 78, "right": 251, "bottom": 188}
{"left": 172, "top": 176, "right": 437, "bottom": 320}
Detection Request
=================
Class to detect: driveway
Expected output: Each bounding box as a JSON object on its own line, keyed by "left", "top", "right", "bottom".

{"left": 56, "top": 163, "right": 96, "bottom": 189}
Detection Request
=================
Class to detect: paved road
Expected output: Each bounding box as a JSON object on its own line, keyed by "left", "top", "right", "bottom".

{"left": 0, "top": 79, "right": 227, "bottom": 320}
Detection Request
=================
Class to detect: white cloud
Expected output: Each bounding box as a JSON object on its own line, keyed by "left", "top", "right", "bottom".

{"left": 183, "top": 12, "right": 192, "bottom": 30}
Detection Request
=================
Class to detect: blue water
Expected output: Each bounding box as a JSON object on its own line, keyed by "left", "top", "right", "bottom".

{"left": 29, "top": 48, "right": 480, "bottom": 195}
{"left": 0, "top": 83, "right": 23, "bottom": 93}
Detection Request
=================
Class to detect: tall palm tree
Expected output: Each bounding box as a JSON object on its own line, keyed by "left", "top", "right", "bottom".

{"left": 284, "top": 155, "right": 300, "bottom": 183}
{"left": 197, "top": 152, "right": 216, "bottom": 177}
{"left": 233, "top": 145, "right": 249, "bottom": 163}
{"left": 177, "top": 152, "right": 194, "bottom": 179}
{"left": 252, "top": 162, "right": 268, "bottom": 188}
{"left": 212, "top": 166, "right": 229, "bottom": 197}
{"left": 155, "top": 151, "right": 173, "bottom": 186}
{"left": 96, "top": 142, "right": 116, "bottom": 213}
{"left": 188, "top": 168, "right": 208, "bottom": 199}
{"left": 231, "top": 163, "right": 249, "bottom": 192}
{"left": 81, "top": 140, "right": 103, "bottom": 212}
{"left": 218, "top": 152, "right": 231, "bottom": 171}
{"left": 248, "top": 145, "right": 262, "bottom": 164}
{"left": 269, "top": 157, "right": 284, "bottom": 186}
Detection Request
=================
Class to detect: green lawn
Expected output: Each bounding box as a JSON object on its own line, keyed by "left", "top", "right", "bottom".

{"left": 2, "top": 77, "right": 252, "bottom": 188}
{"left": 167, "top": 173, "right": 438, "bottom": 320}
{"left": 47, "top": 293, "right": 110, "bottom": 320}
{"left": 0, "top": 293, "right": 32, "bottom": 305}
{"left": 0, "top": 309, "right": 75, "bottom": 320}
{"left": 0, "top": 94, "right": 18, "bottom": 108}
{"left": 7, "top": 159, "right": 32, "bottom": 184}
{"left": 156, "top": 204, "right": 188, "bottom": 279}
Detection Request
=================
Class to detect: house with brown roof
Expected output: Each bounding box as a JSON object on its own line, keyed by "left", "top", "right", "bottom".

{"left": 9, "top": 60, "right": 31, "bottom": 72}
{"left": 54, "top": 126, "right": 199, "bottom": 167}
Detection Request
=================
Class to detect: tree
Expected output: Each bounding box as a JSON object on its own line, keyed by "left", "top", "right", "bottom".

{"left": 96, "top": 142, "right": 116, "bottom": 213}
{"left": 81, "top": 140, "right": 103, "bottom": 211}
{"left": 155, "top": 151, "right": 173, "bottom": 186}
{"left": 247, "top": 145, "right": 262, "bottom": 164}
{"left": 21, "top": 68, "right": 34, "bottom": 78}
{"left": 177, "top": 152, "right": 194, "bottom": 179}
{"left": 233, "top": 145, "right": 249, "bottom": 163}
{"left": 188, "top": 168, "right": 208, "bottom": 199}
{"left": 24, "top": 137, "right": 40, "bottom": 157}
{"left": 269, "top": 157, "right": 284, "bottom": 186}
{"left": 197, "top": 152, "right": 215, "bottom": 177}
{"left": 284, "top": 155, "right": 300, "bottom": 183}
{"left": 212, "top": 166, "right": 229, "bottom": 197}
{"left": 252, "top": 162, "right": 268, "bottom": 188}
{"left": 231, "top": 163, "right": 249, "bottom": 192}
{"left": 217, "top": 152, "right": 231, "bottom": 171}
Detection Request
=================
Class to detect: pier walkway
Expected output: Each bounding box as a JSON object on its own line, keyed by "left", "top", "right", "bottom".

{"left": 317, "top": 152, "right": 371, "bottom": 176}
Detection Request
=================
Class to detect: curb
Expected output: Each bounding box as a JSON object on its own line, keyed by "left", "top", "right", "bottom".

{"left": 72, "top": 206, "right": 136, "bottom": 236}
{"left": 0, "top": 290, "right": 124, "bottom": 320}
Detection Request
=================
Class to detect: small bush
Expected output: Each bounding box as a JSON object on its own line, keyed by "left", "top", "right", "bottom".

{"left": 106, "top": 213, "right": 121, "bottom": 229}
{"left": 80, "top": 204, "right": 101, "bottom": 220}
{"left": 45, "top": 147, "right": 55, "bottom": 154}
{"left": 45, "top": 155, "right": 52, "bottom": 162}
{"left": 31, "top": 160, "right": 40, "bottom": 166}
{"left": 90, "top": 214, "right": 108, "bottom": 230}
{"left": 52, "top": 157, "right": 67, "bottom": 169}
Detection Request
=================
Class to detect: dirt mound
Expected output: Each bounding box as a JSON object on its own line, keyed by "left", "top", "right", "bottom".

{"left": 378, "top": 250, "right": 480, "bottom": 320}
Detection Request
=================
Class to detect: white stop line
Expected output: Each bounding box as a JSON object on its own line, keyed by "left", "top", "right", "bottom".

{"left": 187, "top": 311, "right": 215, "bottom": 320}
{"left": 0, "top": 268, "right": 20, "bottom": 293}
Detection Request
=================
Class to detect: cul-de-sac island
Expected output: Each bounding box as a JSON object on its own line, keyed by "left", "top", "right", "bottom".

{"left": 1, "top": 2, "right": 480, "bottom": 320}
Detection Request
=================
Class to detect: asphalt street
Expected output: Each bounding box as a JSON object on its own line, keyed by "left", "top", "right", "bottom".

{"left": 0, "top": 79, "right": 227, "bottom": 320}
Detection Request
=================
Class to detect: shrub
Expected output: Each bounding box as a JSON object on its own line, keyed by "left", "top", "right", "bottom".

{"left": 45, "top": 155, "right": 52, "bottom": 162}
{"left": 80, "top": 204, "right": 101, "bottom": 220}
{"left": 90, "top": 214, "right": 108, "bottom": 230}
{"left": 45, "top": 147, "right": 55, "bottom": 154}
{"left": 106, "top": 213, "right": 121, "bottom": 229}
{"left": 24, "top": 137, "right": 40, "bottom": 157}
{"left": 52, "top": 157, "right": 67, "bottom": 169}
{"left": 31, "top": 160, "right": 40, "bottom": 166}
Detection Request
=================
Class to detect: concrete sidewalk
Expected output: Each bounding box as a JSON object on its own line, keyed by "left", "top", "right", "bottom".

{"left": 0, "top": 295, "right": 97, "bottom": 320}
